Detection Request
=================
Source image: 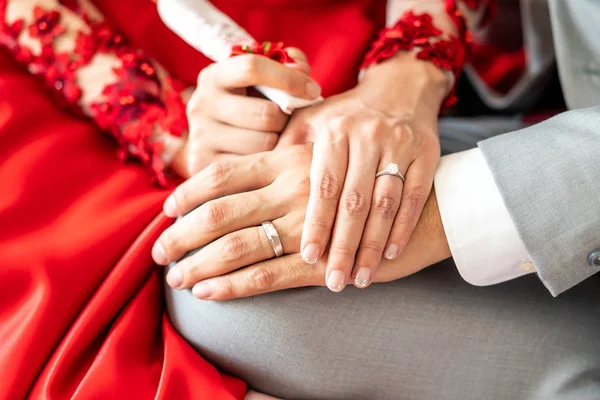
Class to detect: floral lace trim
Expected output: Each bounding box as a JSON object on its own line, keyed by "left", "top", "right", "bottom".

{"left": 360, "top": 11, "right": 467, "bottom": 110}
{"left": 0, "top": 0, "right": 188, "bottom": 186}
{"left": 230, "top": 41, "right": 294, "bottom": 63}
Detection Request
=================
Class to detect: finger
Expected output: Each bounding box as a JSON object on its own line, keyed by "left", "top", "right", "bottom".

{"left": 324, "top": 131, "right": 380, "bottom": 292}
{"left": 198, "top": 120, "right": 279, "bottom": 154}
{"left": 190, "top": 253, "right": 328, "bottom": 300}
{"left": 205, "top": 91, "right": 288, "bottom": 132}
{"left": 352, "top": 159, "right": 408, "bottom": 288}
{"left": 162, "top": 154, "right": 273, "bottom": 218}
{"left": 284, "top": 47, "right": 310, "bottom": 75}
{"left": 284, "top": 47, "right": 308, "bottom": 65}
{"left": 154, "top": 186, "right": 286, "bottom": 266}
{"left": 206, "top": 55, "right": 321, "bottom": 99}
{"left": 167, "top": 213, "right": 302, "bottom": 290}
{"left": 385, "top": 157, "right": 436, "bottom": 260}
{"left": 300, "top": 121, "right": 349, "bottom": 267}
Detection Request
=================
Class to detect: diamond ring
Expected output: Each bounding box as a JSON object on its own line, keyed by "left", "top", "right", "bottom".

{"left": 375, "top": 163, "right": 405, "bottom": 183}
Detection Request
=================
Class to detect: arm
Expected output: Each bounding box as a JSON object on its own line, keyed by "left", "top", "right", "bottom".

{"left": 479, "top": 106, "right": 600, "bottom": 296}
{"left": 1, "top": 0, "right": 187, "bottom": 185}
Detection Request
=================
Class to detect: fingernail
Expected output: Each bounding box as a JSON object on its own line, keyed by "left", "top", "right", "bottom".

{"left": 354, "top": 268, "right": 372, "bottom": 288}
{"left": 385, "top": 244, "right": 399, "bottom": 260}
{"left": 163, "top": 196, "right": 178, "bottom": 217}
{"left": 192, "top": 282, "right": 213, "bottom": 299}
{"left": 166, "top": 267, "right": 183, "bottom": 289}
{"left": 306, "top": 81, "right": 321, "bottom": 98}
{"left": 302, "top": 244, "right": 321, "bottom": 264}
{"left": 326, "top": 270, "right": 346, "bottom": 292}
{"left": 152, "top": 241, "right": 168, "bottom": 265}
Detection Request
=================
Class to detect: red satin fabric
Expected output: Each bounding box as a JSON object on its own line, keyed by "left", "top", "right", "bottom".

{"left": 0, "top": 1, "right": 385, "bottom": 399}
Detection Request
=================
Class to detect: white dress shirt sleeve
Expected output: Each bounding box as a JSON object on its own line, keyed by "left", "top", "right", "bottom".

{"left": 434, "top": 148, "right": 535, "bottom": 286}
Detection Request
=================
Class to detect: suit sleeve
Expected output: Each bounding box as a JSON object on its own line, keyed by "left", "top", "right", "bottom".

{"left": 479, "top": 106, "right": 600, "bottom": 296}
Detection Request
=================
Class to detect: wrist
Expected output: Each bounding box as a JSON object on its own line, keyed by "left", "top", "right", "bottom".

{"left": 356, "top": 53, "right": 452, "bottom": 118}
{"left": 413, "top": 188, "right": 452, "bottom": 267}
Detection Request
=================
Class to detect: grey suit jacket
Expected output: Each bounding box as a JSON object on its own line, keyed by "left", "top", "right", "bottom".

{"left": 478, "top": 0, "right": 600, "bottom": 296}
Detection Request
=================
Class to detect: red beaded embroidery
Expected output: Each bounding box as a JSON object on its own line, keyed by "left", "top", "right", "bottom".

{"left": 360, "top": 11, "right": 467, "bottom": 110}
{"left": 0, "top": 0, "right": 188, "bottom": 186}
{"left": 230, "top": 41, "right": 294, "bottom": 64}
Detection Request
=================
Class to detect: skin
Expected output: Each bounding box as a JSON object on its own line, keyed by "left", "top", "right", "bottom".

{"left": 152, "top": 144, "right": 451, "bottom": 299}
{"left": 169, "top": 49, "right": 320, "bottom": 178}
{"left": 155, "top": 52, "right": 451, "bottom": 293}
{"left": 277, "top": 53, "right": 450, "bottom": 290}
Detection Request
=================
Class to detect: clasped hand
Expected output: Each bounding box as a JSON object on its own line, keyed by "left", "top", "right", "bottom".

{"left": 154, "top": 52, "right": 451, "bottom": 297}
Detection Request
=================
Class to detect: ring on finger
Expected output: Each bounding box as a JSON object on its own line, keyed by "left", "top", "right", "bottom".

{"left": 261, "top": 221, "right": 284, "bottom": 257}
{"left": 375, "top": 162, "right": 405, "bottom": 183}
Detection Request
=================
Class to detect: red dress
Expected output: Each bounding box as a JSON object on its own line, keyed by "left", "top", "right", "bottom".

{"left": 0, "top": 0, "right": 385, "bottom": 398}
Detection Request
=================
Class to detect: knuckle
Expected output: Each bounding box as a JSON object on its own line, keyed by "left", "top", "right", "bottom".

{"left": 261, "top": 132, "right": 278, "bottom": 151}
{"left": 361, "top": 118, "right": 386, "bottom": 141}
{"left": 238, "top": 55, "right": 261, "bottom": 79}
{"left": 373, "top": 194, "right": 399, "bottom": 220}
{"left": 203, "top": 201, "right": 227, "bottom": 229}
{"left": 341, "top": 190, "right": 368, "bottom": 218}
{"left": 218, "top": 278, "right": 236, "bottom": 299}
{"left": 250, "top": 267, "right": 275, "bottom": 291}
{"left": 171, "top": 187, "right": 189, "bottom": 212}
{"left": 331, "top": 244, "right": 355, "bottom": 258}
{"left": 405, "top": 185, "right": 428, "bottom": 205}
{"left": 317, "top": 168, "right": 342, "bottom": 200}
{"left": 185, "top": 262, "right": 203, "bottom": 284}
{"left": 220, "top": 234, "right": 246, "bottom": 261}
{"left": 360, "top": 240, "right": 384, "bottom": 254}
{"left": 160, "top": 230, "right": 179, "bottom": 255}
{"left": 327, "top": 116, "right": 351, "bottom": 133}
{"left": 257, "top": 101, "right": 281, "bottom": 126}
{"left": 203, "top": 162, "right": 228, "bottom": 188}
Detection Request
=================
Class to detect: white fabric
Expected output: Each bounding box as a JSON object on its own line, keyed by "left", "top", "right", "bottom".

{"left": 434, "top": 148, "right": 534, "bottom": 286}
{"left": 157, "top": 0, "right": 323, "bottom": 114}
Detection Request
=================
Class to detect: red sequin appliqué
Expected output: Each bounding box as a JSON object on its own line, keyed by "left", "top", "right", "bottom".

{"left": 360, "top": 11, "right": 467, "bottom": 110}
{"left": 0, "top": 0, "right": 188, "bottom": 186}
{"left": 230, "top": 41, "right": 294, "bottom": 64}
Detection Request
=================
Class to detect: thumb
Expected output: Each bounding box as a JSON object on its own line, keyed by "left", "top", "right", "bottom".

{"left": 284, "top": 47, "right": 311, "bottom": 75}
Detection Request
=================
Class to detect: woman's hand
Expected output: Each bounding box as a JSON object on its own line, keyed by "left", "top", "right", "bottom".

{"left": 170, "top": 50, "right": 321, "bottom": 180}
{"left": 278, "top": 54, "right": 451, "bottom": 291}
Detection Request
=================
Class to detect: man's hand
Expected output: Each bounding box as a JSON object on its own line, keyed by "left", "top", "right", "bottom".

{"left": 168, "top": 189, "right": 452, "bottom": 301}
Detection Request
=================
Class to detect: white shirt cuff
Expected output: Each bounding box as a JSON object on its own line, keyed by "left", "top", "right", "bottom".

{"left": 434, "top": 148, "right": 534, "bottom": 286}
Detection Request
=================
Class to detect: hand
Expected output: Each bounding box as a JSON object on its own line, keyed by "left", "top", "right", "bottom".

{"left": 169, "top": 50, "right": 321, "bottom": 180}
{"left": 156, "top": 162, "right": 450, "bottom": 300}
{"left": 278, "top": 54, "right": 451, "bottom": 291}
{"left": 152, "top": 145, "right": 313, "bottom": 293}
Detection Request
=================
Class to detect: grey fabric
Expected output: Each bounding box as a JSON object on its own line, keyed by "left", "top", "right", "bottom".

{"left": 166, "top": 261, "right": 600, "bottom": 400}
{"left": 479, "top": 106, "right": 600, "bottom": 296}
{"left": 549, "top": 0, "right": 600, "bottom": 109}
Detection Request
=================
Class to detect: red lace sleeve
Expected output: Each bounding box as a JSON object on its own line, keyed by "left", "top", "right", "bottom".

{"left": 360, "top": 0, "right": 496, "bottom": 111}
{"left": 0, "top": 0, "right": 188, "bottom": 186}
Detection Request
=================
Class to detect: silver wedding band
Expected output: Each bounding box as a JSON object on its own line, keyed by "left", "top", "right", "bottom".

{"left": 261, "top": 221, "right": 284, "bottom": 257}
{"left": 375, "top": 162, "right": 405, "bottom": 183}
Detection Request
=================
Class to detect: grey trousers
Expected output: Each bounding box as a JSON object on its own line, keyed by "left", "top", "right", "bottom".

{"left": 165, "top": 117, "right": 600, "bottom": 400}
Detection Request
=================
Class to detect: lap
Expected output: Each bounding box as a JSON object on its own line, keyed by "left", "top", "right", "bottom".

{"left": 165, "top": 261, "right": 600, "bottom": 400}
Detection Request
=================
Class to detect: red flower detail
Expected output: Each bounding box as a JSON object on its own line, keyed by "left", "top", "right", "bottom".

{"left": 28, "top": 6, "right": 66, "bottom": 45}
{"left": 42, "top": 51, "right": 82, "bottom": 103}
{"left": 230, "top": 41, "right": 294, "bottom": 64}
{"left": 361, "top": 10, "right": 468, "bottom": 112}
{"left": 0, "top": 0, "right": 187, "bottom": 186}
{"left": 360, "top": 11, "right": 443, "bottom": 69}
